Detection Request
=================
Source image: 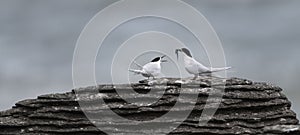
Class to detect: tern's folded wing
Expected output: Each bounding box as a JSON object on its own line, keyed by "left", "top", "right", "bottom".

{"left": 128, "top": 69, "right": 147, "bottom": 75}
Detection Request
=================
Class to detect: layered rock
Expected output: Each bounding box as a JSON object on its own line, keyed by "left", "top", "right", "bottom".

{"left": 0, "top": 77, "right": 299, "bottom": 134}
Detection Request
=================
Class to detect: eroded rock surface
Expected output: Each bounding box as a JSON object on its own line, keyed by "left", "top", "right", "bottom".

{"left": 0, "top": 77, "right": 299, "bottom": 134}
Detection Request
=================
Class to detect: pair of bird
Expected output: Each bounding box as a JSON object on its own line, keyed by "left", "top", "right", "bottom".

{"left": 129, "top": 48, "right": 231, "bottom": 79}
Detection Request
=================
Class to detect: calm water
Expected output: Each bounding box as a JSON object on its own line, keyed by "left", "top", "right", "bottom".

{"left": 0, "top": 0, "right": 299, "bottom": 119}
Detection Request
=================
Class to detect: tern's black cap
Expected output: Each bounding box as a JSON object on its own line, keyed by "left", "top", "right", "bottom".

{"left": 151, "top": 57, "right": 161, "bottom": 62}
{"left": 181, "top": 48, "right": 192, "bottom": 57}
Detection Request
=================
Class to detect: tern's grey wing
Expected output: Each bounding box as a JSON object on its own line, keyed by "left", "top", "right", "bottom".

{"left": 129, "top": 69, "right": 147, "bottom": 75}
{"left": 193, "top": 60, "right": 210, "bottom": 73}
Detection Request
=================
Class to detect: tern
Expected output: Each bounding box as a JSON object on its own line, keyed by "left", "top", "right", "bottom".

{"left": 129, "top": 55, "right": 167, "bottom": 79}
{"left": 175, "top": 48, "right": 231, "bottom": 79}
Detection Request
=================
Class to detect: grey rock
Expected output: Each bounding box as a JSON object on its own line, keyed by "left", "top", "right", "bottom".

{"left": 0, "top": 77, "right": 299, "bottom": 135}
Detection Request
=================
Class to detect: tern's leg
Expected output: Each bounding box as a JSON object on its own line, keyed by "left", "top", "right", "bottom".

{"left": 193, "top": 74, "right": 198, "bottom": 80}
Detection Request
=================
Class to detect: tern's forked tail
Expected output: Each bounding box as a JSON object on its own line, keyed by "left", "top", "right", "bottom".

{"left": 210, "top": 67, "right": 232, "bottom": 72}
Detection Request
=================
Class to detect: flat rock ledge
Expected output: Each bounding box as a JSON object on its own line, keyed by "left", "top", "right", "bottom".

{"left": 0, "top": 76, "right": 299, "bottom": 135}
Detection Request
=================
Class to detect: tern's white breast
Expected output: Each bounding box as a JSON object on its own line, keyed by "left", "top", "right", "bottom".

{"left": 142, "top": 62, "right": 161, "bottom": 77}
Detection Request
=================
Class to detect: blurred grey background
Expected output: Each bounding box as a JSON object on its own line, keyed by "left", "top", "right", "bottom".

{"left": 0, "top": 0, "right": 299, "bottom": 119}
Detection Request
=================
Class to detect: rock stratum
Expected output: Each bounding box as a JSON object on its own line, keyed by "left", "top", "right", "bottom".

{"left": 0, "top": 76, "right": 299, "bottom": 135}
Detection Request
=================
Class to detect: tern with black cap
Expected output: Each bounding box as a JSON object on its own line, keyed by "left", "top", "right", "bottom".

{"left": 129, "top": 55, "right": 167, "bottom": 79}
{"left": 175, "top": 48, "right": 231, "bottom": 79}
